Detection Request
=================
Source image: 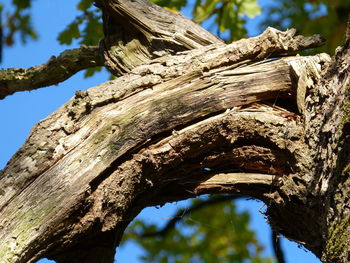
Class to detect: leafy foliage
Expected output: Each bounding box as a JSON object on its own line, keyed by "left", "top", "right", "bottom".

{"left": 192, "top": 0, "right": 260, "bottom": 41}
{"left": 57, "top": 21, "right": 81, "bottom": 45}
{"left": 57, "top": 2, "right": 102, "bottom": 46}
{"left": 56, "top": 1, "right": 103, "bottom": 77}
{"left": 123, "top": 197, "right": 273, "bottom": 263}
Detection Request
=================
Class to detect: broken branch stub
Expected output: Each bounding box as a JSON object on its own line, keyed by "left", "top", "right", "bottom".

{"left": 95, "top": 0, "right": 325, "bottom": 76}
{"left": 95, "top": 0, "right": 222, "bottom": 76}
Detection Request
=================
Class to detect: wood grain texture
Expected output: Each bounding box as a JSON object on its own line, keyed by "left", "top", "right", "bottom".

{"left": 95, "top": 0, "right": 222, "bottom": 76}
{"left": 0, "top": 54, "right": 325, "bottom": 262}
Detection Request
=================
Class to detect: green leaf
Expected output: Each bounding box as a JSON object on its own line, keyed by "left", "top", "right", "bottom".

{"left": 239, "top": 0, "right": 261, "bottom": 18}
{"left": 193, "top": 0, "right": 217, "bottom": 23}
{"left": 77, "top": 0, "right": 92, "bottom": 11}
{"left": 84, "top": 66, "right": 102, "bottom": 78}
{"left": 57, "top": 21, "right": 81, "bottom": 45}
{"left": 150, "top": 0, "right": 187, "bottom": 10}
{"left": 79, "top": 11, "right": 103, "bottom": 46}
{"left": 219, "top": 3, "right": 235, "bottom": 32}
{"left": 18, "top": 14, "right": 38, "bottom": 43}
{"left": 13, "top": 0, "right": 30, "bottom": 9}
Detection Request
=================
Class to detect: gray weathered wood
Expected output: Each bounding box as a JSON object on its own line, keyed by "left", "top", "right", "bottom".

{"left": 0, "top": 50, "right": 327, "bottom": 262}
{"left": 2, "top": 0, "right": 350, "bottom": 262}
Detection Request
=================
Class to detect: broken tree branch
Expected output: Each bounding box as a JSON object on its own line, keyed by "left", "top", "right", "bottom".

{"left": 94, "top": 0, "right": 223, "bottom": 75}
{"left": 0, "top": 45, "right": 104, "bottom": 99}
{"left": 0, "top": 51, "right": 323, "bottom": 261}
{"left": 0, "top": 22, "right": 325, "bottom": 100}
{"left": 0, "top": 3, "right": 330, "bottom": 259}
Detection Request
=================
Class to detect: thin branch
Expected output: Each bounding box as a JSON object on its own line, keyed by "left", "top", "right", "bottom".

{"left": 141, "top": 195, "right": 241, "bottom": 238}
{"left": 0, "top": 45, "right": 104, "bottom": 99}
{"left": 272, "top": 230, "right": 286, "bottom": 263}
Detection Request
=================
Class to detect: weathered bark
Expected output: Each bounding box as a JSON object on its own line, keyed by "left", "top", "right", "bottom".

{"left": 306, "top": 36, "right": 350, "bottom": 262}
{"left": 0, "top": 0, "right": 324, "bottom": 100}
{"left": 0, "top": 1, "right": 349, "bottom": 263}
{"left": 94, "top": 0, "right": 223, "bottom": 75}
{"left": 0, "top": 46, "right": 104, "bottom": 99}
{"left": 0, "top": 0, "right": 221, "bottom": 100}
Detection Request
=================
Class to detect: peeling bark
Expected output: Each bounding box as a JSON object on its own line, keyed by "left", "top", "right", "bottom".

{"left": 0, "top": 1, "right": 349, "bottom": 263}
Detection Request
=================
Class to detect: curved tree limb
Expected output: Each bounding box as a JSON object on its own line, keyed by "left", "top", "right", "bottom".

{"left": 0, "top": 45, "right": 104, "bottom": 99}
{"left": 0, "top": 32, "right": 327, "bottom": 213}
{"left": 0, "top": 54, "right": 324, "bottom": 216}
{"left": 0, "top": 50, "right": 325, "bottom": 262}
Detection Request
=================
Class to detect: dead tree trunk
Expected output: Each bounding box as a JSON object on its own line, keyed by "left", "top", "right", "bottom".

{"left": 0, "top": 1, "right": 349, "bottom": 262}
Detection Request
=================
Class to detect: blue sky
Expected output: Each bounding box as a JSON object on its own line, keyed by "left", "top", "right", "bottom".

{"left": 1, "top": 1, "right": 321, "bottom": 262}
